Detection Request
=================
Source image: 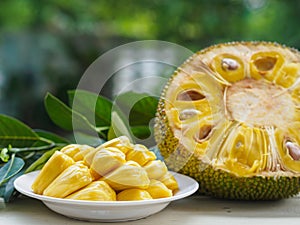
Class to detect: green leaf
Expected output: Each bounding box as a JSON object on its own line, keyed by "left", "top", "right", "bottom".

{"left": 131, "top": 125, "right": 153, "bottom": 139}
{"left": 73, "top": 132, "right": 105, "bottom": 147}
{"left": 108, "top": 111, "right": 133, "bottom": 142}
{"left": 44, "top": 93, "right": 100, "bottom": 136}
{"left": 115, "top": 92, "right": 158, "bottom": 126}
{"left": 34, "top": 129, "right": 70, "bottom": 144}
{"left": 0, "top": 114, "right": 40, "bottom": 148}
{"left": 0, "top": 155, "right": 25, "bottom": 185}
{"left": 3, "top": 171, "right": 23, "bottom": 202}
{"left": 68, "top": 90, "right": 113, "bottom": 127}
{"left": 25, "top": 148, "right": 58, "bottom": 173}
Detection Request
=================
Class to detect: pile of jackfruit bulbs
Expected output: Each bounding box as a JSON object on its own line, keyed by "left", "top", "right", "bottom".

{"left": 31, "top": 136, "right": 178, "bottom": 201}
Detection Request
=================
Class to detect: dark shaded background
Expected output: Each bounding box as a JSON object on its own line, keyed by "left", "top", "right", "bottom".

{"left": 0, "top": 0, "right": 299, "bottom": 133}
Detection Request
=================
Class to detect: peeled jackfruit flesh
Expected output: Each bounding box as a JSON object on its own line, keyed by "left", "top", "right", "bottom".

{"left": 117, "top": 189, "right": 152, "bottom": 201}
{"left": 146, "top": 180, "right": 173, "bottom": 199}
{"left": 101, "top": 161, "right": 150, "bottom": 191}
{"left": 60, "top": 144, "right": 82, "bottom": 159}
{"left": 66, "top": 181, "right": 116, "bottom": 201}
{"left": 159, "top": 172, "right": 179, "bottom": 192}
{"left": 43, "top": 162, "right": 93, "bottom": 198}
{"left": 61, "top": 144, "right": 95, "bottom": 162}
{"left": 31, "top": 136, "right": 178, "bottom": 201}
{"left": 154, "top": 41, "right": 300, "bottom": 200}
{"left": 98, "top": 135, "right": 133, "bottom": 154}
{"left": 143, "top": 160, "right": 168, "bottom": 180}
{"left": 31, "top": 151, "right": 74, "bottom": 194}
{"left": 90, "top": 147, "right": 126, "bottom": 176}
{"left": 126, "top": 144, "right": 156, "bottom": 166}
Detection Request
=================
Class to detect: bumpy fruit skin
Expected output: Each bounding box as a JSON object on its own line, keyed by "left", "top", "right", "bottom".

{"left": 155, "top": 42, "right": 300, "bottom": 200}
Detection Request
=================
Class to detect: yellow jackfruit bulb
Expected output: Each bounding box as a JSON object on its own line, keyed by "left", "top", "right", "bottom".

{"left": 31, "top": 151, "right": 74, "bottom": 194}
{"left": 83, "top": 147, "right": 98, "bottom": 166}
{"left": 98, "top": 136, "right": 133, "bottom": 154}
{"left": 143, "top": 160, "right": 168, "bottom": 180}
{"left": 159, "top": 172, "right": 179, "bottom": 192}
{"left": 275, "top": 63, "right": 300, "bottom": 88}
{"left": 43, "top": 162, "right": 93, "bottom": 198}
{"left": 126, "top": 144, "right": 156, "bottom": 166}
{"left": 66, "top": 181, "right": 116, "bottom": 201}
{"left": 60, "top": 144, "right": 95, "bottom": 162}
{"left": 146, "top": 180, "right": 173, "bottom": 199}
{"left": 74, "top": 145, "right": 96, "bottom": 162}
{"left": 210, "top": 53, "right": 245, "bottom": 83}
{"left": 91, "top": 147, "right": 126, "bottom": 176}
{"left": 60, "top": 144, "right": 81, "bottom": 159}
{"left": 117, "top": 189, "right": 152, "bottom": 201}
{"left": 101, "top": 161, "right": 150, "bottom": 191}
{"left": 249, "top": 51, "right": 284, "bottom": 82}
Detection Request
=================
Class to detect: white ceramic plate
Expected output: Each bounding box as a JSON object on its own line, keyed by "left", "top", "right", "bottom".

{"left": 14, "top": 171, "right": 199, "bottom": 222}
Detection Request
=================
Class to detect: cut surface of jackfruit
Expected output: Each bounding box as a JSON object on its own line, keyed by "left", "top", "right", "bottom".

{"left": 155, "top": 41, "right": 300, "bottom": 200}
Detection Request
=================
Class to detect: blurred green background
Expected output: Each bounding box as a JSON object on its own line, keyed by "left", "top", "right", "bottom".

{"left": 0, "top": 0, "right": 300, "bottom": 133}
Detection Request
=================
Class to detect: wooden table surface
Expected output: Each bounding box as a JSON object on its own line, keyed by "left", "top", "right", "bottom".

{"left": 2, "top": 194, "right": 300, "bottom": 225}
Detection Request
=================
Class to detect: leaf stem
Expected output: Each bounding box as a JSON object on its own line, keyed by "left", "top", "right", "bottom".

{"left": 0, "top": 154, "right": 15, "bottom": 185}
{"left": 7, "top": 138, "right": 66, "bottom": 153}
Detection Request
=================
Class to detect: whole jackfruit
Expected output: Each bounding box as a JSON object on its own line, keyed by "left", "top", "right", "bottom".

{"left": 154, "top": 42, "right": 300, "bottom": 200}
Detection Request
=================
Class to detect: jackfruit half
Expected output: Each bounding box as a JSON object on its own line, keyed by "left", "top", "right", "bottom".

{"left": 154, "top": 41, "right": 300, "bottom": 200}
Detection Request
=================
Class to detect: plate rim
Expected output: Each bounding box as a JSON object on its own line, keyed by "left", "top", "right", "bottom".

{"left": 14, "top": 170, "right": 199, "bottom": 207}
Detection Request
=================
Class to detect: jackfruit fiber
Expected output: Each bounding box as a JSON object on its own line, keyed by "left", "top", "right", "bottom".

{"left": 154, "top": 42, "right": 300, "bottom": 200}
